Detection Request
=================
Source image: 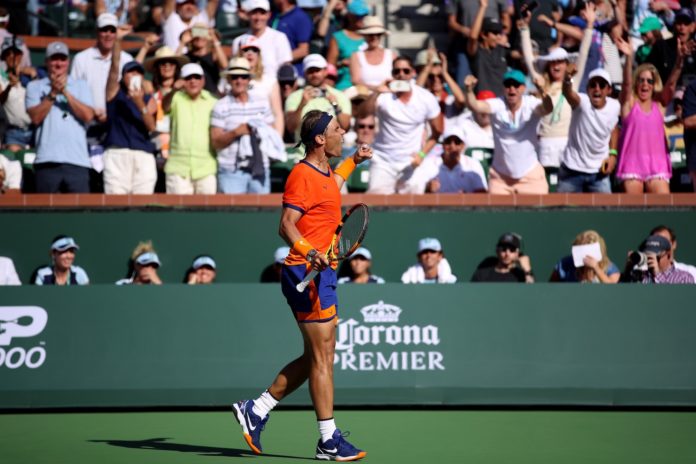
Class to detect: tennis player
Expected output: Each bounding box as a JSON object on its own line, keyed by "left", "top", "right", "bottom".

{"left": 232, "top": 110, "right": 371, "bottom": 461}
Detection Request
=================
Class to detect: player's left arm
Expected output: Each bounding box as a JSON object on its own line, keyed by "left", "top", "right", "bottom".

{"left": 333, "top": 145, "right": 373, "bottom": 189}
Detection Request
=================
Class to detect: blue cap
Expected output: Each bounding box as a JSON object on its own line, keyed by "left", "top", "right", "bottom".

{"left": 122, "top": 60, "right": 145, "bottom": 76}
{"left": 192, "top": 255, "right": 216, "bottom": 270}
{"left": 640, "top": 235, "right": 671, "bottom": 254}
{"left": 51, "top": 236, "right": 79, "bottom": 252}
{"left": 135, "top": 252, "right": 161, "bottom": 267}
{"left": 347, "top": 0, "right": 370, "bottom": 16}
{"left": 418, "top": 238, "right": 442, "bottom": 253}
{"left": 676, "top": 8, "right": 694, "bottom": 23}
{"left": 351, "top": 247, "right": 372, "bottom": 260}
{"left": 503, "top": 69, "right": 526, "bottom": 85}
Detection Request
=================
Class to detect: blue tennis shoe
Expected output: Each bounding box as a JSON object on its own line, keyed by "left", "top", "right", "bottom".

{"left": 315, "top": 429, "right": 367, "bottom": 461}
{"left": 232, "top": 400, "right": 269, "bottom": 454}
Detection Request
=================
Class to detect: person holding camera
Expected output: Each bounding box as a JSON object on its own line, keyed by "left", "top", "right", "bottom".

{"left": 0, "top": 36, "right": 37, "bottom": 153}
{"left": 284, "top": 53, "right": 351, "bottom": 137}
{"left": 471, "top": 233, "right": 535, "bottom": 283}
{"left": 103, "top": 25, "right": 158, "bottom": 194}
{"left": 622, "top": 235, "right": 695, "bottom": 284}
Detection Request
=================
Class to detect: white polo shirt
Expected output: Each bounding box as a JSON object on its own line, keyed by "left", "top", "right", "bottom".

{"left": 373, "top": 85, "right": 441, "bottom": 165}
{"left": 70, "top": 47, "right": 133, "bottom": 111}
{"left": 487, "top": 95, "right": 543, "bottom": 179}
{"left": 232, "top": 29, "right": 293, "bottom": 80}
{"left": 562, "top": 93, "right": 620, "bottom": 174}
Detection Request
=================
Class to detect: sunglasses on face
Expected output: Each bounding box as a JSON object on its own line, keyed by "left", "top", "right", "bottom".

{"left": 366, "top": 33, "right": 382, "bottom": 38}
{"left": 443, "top": 137, "right": 463, "bottom": 145}
{"left": 228, "top": 74, "right": 250, "bottom": 81}
{"left": 392, "top": 68, "right": 412, "bottom": 77}
{"left": 243, "top": 47, "right": 260, "bottom": 54}
{"left": 158, "top": 60, "right": 177, "bottom": 67}
{"left": 503, "top": 79, "right": 522, "bottom": 88}
{"left": 357, "top": 124, "right": 375, "bottom": 129}
{"left": 588, "top": 79, "right": 609, "bottom": 90}
{"left": 99, "top": 26, "right": 117, "bottom": 33}
{"left": 638, "top": 77, "right": 655, "bottom": 85}
{"left": 184, "top": 74, "right": 202, "bottom": 81}
{"left": 498, "top": 245, "right": 518, "bottom": 252}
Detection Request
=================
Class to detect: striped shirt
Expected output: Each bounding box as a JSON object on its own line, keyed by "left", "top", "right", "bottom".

{"left": 641, "top": 265, "right": 695, "bottom": 284}
{"left": 210, "top": 93, "right": 274, "bottom": 172}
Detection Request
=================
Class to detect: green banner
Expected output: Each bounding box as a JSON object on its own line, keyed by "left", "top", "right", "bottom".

{"left": 1, "top": 284, "right": 695, "bottom": 408}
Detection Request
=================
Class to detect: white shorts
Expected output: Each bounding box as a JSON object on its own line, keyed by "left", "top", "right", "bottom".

{"left": 103, "top": 148, "right": 157, "bottom": 194}
{"left": 165, "top": 173, "right": 217, "bottom": 194}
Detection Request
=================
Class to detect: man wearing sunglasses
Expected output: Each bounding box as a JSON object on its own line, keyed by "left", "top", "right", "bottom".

{"left": 471, "top": 233, "right": 534, "bottom": 283}
{"left": 423, "top": 127, "right": 488, "bottom": 193}
{"left": 557, "top": 67, "right": 620, "bottom": 193}
{"left": 464, "top": 69, "right": 553, "bottom": 194}
{"left": 364, "top": 55, "right": 442, "bottom": 194}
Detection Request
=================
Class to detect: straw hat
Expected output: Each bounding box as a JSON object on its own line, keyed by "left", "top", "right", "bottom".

{"left": 221, "top": 56, "right": 252, "bottom": 76}
{"left": 144, "top": 46, "right": 189, "bottom": 73}
{"left": 357, "top": 16, "right": 389, "bottom": 35}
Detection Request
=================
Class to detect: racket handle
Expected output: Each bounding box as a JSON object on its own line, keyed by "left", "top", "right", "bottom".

{"left": 296, "top": 269, "right": 319, "bottom": 292}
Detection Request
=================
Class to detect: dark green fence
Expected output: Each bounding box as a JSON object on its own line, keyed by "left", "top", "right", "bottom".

{"left": 1, "top": 209, "right": 695, "bottom": 284}
{"left": 1, "top": 284, "right": 695, "bottom": 408}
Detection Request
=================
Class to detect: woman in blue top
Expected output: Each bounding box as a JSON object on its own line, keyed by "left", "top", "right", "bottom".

{"left": 550, "top": 230, "right": 621, "bottom": 283}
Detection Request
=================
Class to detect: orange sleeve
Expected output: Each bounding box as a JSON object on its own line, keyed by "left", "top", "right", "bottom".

{"left": 282, "top": 166, "right": 311, "bottom": 214}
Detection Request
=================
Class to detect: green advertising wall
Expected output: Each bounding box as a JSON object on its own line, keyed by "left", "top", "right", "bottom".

{"left": 1, "top": 209, "right": 695, "bottom": 284}
{"left": 1, "top": 284, "right": 695, "bottom": 409}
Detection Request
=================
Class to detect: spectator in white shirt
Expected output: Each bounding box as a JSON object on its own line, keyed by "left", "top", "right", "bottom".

{"left": 161, "top": 0, "right": 219, "bottom": 52}
{"left": 464, "top": 69, "right": 553, "bottom": 194}
{"left": 231, "top": 0, "right": 293, "bottom": 80}
{"left": 0, "top": 256, "right": 20, "bottom": 285}
{"left": 423, "top": 126, "right": 487, "bottom": 193}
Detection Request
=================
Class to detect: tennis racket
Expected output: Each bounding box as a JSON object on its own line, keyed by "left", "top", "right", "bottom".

{"left": 295, "top": 203, "right": 370, "bottom": 292}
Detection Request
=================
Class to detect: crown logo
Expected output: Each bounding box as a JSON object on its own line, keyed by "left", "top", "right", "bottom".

{"left": 360, "top": 301, "right": 402, "bottom": 323}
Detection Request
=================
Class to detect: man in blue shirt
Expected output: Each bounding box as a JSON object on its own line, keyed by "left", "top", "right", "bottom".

{"left": 26, "top": 41, "right": 95, "bottom": 193}
{"left": 272, "top": 0, "right": 313, "bottom": 75}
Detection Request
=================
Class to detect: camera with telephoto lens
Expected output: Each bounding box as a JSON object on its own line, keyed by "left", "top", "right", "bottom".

{"left": 629, "top": 251, "right": 649, "bottom": 271}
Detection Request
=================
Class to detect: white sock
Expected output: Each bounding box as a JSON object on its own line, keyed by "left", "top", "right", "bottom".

{"left": 318, "top": 418, "right": 337, "bottom": 443}
{"left": 252, "top": 390, "right": 278, "bottom": 418}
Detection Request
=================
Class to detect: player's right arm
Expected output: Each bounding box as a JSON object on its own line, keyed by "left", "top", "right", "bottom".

{"left": 279, "top": 208, "right": 329, "bottom": 271}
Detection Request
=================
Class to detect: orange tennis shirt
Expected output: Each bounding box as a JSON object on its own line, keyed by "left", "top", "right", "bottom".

{"left": 283, "top": 160, "right": 341, "bottom": 266}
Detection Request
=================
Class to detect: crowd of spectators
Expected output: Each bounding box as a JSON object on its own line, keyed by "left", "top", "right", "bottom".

{"left": 0, "top": 0, "right": 695, "bottom": 195}
{"left": 1, "top": 224, "right": 694, "bottom": 285}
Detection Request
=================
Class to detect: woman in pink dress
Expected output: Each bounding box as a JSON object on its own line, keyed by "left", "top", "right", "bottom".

{"left": 615, "top": 36, "right": 684, "bottom": 194}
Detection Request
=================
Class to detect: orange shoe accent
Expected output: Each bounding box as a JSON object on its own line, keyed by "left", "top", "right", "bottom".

{"left": 243, "top": 433, "right": 262, "bottom": 455}
{"left": 337, "top": 451, "right": 367, "bottom": 461}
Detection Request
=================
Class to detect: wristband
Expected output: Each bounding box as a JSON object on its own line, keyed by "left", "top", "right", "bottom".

{"left": 293, "top": 237, "right": 315, "bottom": 259}
{"left": 609, "top": 149, "right": 618, "bottom": 156}
{"left": 334, "top": 156, "right": 356, "bottom": 180}
{"left": 418, "top": 151, "right": 426, "bottom": 159}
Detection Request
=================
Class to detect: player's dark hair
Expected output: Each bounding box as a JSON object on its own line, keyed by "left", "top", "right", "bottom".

{"left": 300, "top": 110, "right": 330, "bottom": 152}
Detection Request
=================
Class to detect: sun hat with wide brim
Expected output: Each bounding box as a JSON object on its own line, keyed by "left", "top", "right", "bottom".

{"left": 357, "top": 16, "right": 389, "bottom": 35}
{"left": 144, "top": 46, "right": 189, "bottom": 73}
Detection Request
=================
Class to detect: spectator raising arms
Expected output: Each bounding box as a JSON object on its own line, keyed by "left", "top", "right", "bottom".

{"left": 615, "top": 35, "right": 682, "bottom": 193}
{"left": 161, "top": 0, "right": 218, "bottom": 52}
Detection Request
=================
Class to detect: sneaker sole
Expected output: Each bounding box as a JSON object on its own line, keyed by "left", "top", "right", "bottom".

{"left": 232, "top": 403, "right": 262, "bottom": 455}
{"left": 316, "top": 451, "right": 367, "bottom": 461}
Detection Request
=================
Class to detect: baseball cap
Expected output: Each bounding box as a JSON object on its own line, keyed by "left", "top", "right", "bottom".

{"left": 415, "top": 49, "right": 441, "bottom": 67}
{"left": 441, "top": 126, "right": 465, "bottom": 143}
{"left": 587, "top": 67, "right": 612, "bottom": 85}
{"left": 537, "top": 47, "right": 569, "bottom": 62}
{"left": 122, "top": 60, "right": 145, "bottom": 76}
{"left": 277, "top": 63, "right": 298, "bottom": 83}
{"left": 1, "top": 36, "right": 24, "bottom": 57}
{"left": 96, "top": 13, "right": 118, "bottom": 29}
{"left": 192, "top": 255, "right": 216, "bottom": 270}
{"left": 676, "top": 8, "right": 695, "bottom": 23}
{"left": 274, "top": 246, "right": 290, "bottom": 264}
{"left": 351, "top": 247, "right": 372, "bottom": 260}
{"left": 243, "top": 0, "right": 271, "bottom": 12}
{"left": 482, "top": 18, "right": 503, "bottom": 34}
{"left": 503, "top": 69, "right": 526, "bottom": 86}
{"left": 135, "top": 252, "right": 161, "bottom": 267}
{"left": 51, "top": 236, "right": 79, "bottom": 252}
{"left": 221, "top": 56, "right": 251, "bottom": 76}
{"left": 181, "top": 62, "right": 204, "bottom": 78}
{"left": 46, "top": 41, "right": 69, "bottom": 58}
{"left": 639, "top": 16, "right": 663, "bottom": 34}
{"left": 640, "top": 235, "right": 671, "bottom": 254}
{"left": 347, "top": 0, "right": 370, "bottom": 16}
{"left": 303, "top": 53, "right": 327, "bottom": 71}
{"left": 418, "top": 237, "right": 442, "bottom": 253}
{"left": 476, "top": 90, "right": 496, "bottom": 100}
{"left": 497, "top": 232, "right": 521, "bottom": 249}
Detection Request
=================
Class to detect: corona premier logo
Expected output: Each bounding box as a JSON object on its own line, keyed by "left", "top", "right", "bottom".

{"left": 335, "top": 301, "right": 445, "bottom": 372}
{"left": 0, "top": 306, "right": 48, "bottom": 369}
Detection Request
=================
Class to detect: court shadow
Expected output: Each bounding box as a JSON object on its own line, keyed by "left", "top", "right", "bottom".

{"left": 90, "top": 437, "right": 314, "bottom": 460}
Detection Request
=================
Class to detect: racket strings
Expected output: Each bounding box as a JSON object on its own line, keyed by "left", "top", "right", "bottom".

{"left": 336, "top": 206, "right": 368, "bottom": 259}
